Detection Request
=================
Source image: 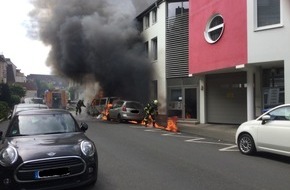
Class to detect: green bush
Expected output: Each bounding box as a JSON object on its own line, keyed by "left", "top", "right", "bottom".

{"left": 0, "top": 101, "right": 10, "bottom": 120}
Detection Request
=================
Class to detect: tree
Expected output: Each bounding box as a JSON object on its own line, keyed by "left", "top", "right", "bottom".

{"left": 9, "top": 84, "right": 26, "bottom": 98}
{"left": 0, "top": 83, "right": 11, "bottom": 107}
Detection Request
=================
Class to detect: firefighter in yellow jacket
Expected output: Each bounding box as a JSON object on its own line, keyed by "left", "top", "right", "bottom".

{"left": 144, "top": 100, "right": 158, "bottom": 127}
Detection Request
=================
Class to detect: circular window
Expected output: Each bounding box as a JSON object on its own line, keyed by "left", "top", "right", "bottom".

{"left": 204, "top": 14, "right": 224, "bottom": 44}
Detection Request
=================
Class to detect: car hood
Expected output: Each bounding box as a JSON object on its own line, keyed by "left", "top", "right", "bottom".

{"left": 5, "top": 133, "right": 88, "bottom": 161}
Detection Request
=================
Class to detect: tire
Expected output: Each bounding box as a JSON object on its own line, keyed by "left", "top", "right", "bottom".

{"left": 238, "top": 133, "right": 256, "bottom": 155}
{"left": 117, "top": 115, "right": 122, "bottom": 123}
{"left": 107, "top": 114, "right": 111, "bottom": 121}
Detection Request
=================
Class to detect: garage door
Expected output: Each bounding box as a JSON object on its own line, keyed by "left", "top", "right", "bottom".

{"left": 206, "top": 72, "right": 247, "bottom": 124}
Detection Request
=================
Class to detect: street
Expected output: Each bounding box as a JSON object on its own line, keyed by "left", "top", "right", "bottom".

{"left": 1, "top": 116, "right": 290, "bottom": 190}
{"left": 75, "top": 115, "right": 290, "bottom": 190}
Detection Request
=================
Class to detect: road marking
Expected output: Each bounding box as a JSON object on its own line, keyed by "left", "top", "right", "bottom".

{"left": 185, "top": 138, "right": 233, "bottom": 146}
{"left": 129, "top": 125, "right": 238, "bottom": 151}
{"left": 185, "top": 138, "right": 206, "bottom": 142}
{"left": 161, "top": 133, "right": 188, "bottom": 137}
{"left": 129, "top": 125, "right": 144, "bottom": 129}
{"left": 144, "top": 129, "right": 162, "bottom": 132}
{"left": 219, "top": 145, "right": 239, "bottom": 152}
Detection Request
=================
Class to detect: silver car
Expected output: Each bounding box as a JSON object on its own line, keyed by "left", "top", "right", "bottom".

{"left": 10, "top": 103, "right": 49, "bottom": 119}
{"left": 107, "top": 100, "right": 145, "bottom": 123}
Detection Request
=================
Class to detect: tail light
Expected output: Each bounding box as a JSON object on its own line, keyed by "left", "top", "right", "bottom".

{"left": 122, "top": 106, "right": 127, "bottom": 111}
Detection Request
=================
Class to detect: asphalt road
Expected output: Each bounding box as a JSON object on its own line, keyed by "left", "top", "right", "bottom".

{"left": 2, "top": 116, "right": 290, "bottom": 190}
{"left": 76, "top": 117, "right": 290, "bottom": 190}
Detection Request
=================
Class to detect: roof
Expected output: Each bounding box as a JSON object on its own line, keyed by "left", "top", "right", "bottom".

{"left": 16, "top": 109, "right": 70, "bottom": 116}
{"left": 15, "top": 103, "right": 48, "bottom": 108}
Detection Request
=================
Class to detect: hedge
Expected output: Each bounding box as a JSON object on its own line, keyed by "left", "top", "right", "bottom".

{"left": 0, "top": 101, "right": 10, "bottom": 120}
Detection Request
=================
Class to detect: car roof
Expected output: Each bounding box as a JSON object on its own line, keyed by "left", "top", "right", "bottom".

{"left": 15, "top": 109, "right": 70, "bottom": 116}
{"left": 15, "top": 103, "right": 48, "bottom": 108}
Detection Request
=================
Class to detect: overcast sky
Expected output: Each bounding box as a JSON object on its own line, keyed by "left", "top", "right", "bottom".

{"left": 0, "top": 0, "right": 156, "bottom": 76}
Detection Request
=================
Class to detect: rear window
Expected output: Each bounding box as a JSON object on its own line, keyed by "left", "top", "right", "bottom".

{"left": 126, "top": 102, "right": 143, "bottom": 109}
{"left": 100, "top": 98, "right": 107, "bottom": 105}
{"left": 8, "top": 113, "right": 79, "bottom": 136}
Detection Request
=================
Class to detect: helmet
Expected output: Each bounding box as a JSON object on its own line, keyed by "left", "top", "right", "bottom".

{"left": 153, "top": 100, "right": 158, "bottom": 104}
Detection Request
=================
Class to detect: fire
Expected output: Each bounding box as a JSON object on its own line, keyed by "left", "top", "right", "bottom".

{"left": 164, "top": 116, "right": 179, "bottom": 133}
{"left": 101, "top": 103, "right": 112, "bottom": 120}
{"left": 140, "top": 116, "right": 179, "bottom": 133}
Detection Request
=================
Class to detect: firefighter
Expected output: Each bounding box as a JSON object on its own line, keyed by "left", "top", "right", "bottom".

{"left": 76, "top": 99, "right": 86, "bottom": 115}
{"left": 144, "top": 99, "right": 158, "bottom": 127}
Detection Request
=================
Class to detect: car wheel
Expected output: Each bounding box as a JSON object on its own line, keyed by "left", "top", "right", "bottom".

{"left": 107, "top": 114, "right": 111, "bottom": 121}
{"left": 238, "top": 133, "right": 256, "bottom": 155}
{"left": 117, "top": 115, "right": 122, "bottom": 123}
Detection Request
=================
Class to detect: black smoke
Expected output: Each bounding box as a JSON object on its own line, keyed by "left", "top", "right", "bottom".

{"left": 28, "top": 0, "right": 154, "bottom": 103}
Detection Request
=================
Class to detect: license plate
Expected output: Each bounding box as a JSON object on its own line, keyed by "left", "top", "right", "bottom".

{"left": 35, "top": 168, "right": 70, "bottom": 179}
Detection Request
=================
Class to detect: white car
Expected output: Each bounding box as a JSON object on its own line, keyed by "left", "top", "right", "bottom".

{"left": 235, "top": 104, "right": 290, "bottom": 157}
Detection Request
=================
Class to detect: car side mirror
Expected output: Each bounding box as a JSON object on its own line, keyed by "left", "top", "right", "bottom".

{"left": 0, "top": 131, "right": 3, "bottom": 140}
{"left": 261, "top": 115, "right": 271, "bottom": 125}
{"left": 80, "top": 122, "right": 88, "bottom": 132}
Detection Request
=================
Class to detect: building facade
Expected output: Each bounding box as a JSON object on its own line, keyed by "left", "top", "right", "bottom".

{"left": 138, "top": 0, "right": 290, "bottom": 125}
{"left": 137, "top": 0, "right": 194, "bottom": 122}
{"left": 189, "top": 0, "right": 289, "bottom": 124}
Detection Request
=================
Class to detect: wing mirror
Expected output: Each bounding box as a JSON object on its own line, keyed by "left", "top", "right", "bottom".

{"left": 261, "top": 115, "right": 271, "bottom": 125}
{"left": 0, "top": 131, "right": 3, "bottom": 140}
{"left": 80, "top": 122, "right": 88, "bottom": 132}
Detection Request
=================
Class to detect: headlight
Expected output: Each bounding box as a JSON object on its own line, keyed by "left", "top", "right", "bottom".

{"left": 0, "top": 146, "right": 18, "bottom": 166}
{"left": 80, "top": 141, "right": 95, "bottom": 157}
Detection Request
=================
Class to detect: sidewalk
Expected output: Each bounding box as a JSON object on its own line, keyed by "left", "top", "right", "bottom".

{"left": 177, "top": 123, "right": 239, "bottom": 143}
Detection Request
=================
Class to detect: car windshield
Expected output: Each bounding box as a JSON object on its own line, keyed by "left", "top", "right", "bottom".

{"left": 8, "top": 113, "right": 79, "bottom": 136}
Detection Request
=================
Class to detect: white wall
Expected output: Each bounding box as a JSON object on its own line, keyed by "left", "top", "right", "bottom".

{"left": 247, "top": 0, "right": 290, "bottom": 103}
{"left": 141, "top": 2, "right": 167, "bottom": 115}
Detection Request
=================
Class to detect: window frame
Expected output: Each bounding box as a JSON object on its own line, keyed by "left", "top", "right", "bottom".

{"left": 204, "top": 14, "right": 225, "bottom": 44}
{"left": 151, "top": 37, "right": 158, "bottom": 61}
{"left": 152, "top": 8, "right": 157, "bottom": 24}
{"left": 254, "top": 0, "right": 283, "bottom": 31}
{"left": 144, "top": 13, "right": 150, "bottom": 29}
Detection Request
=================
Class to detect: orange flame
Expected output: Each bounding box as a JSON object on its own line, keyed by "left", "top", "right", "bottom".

{"left": 140, "top": 116, "right": 179, "bottom": 133}
{"left": 165, "top": 116, "right": 179, "bottom": 133}
{"left": 101, "top": 103, "right": 112, "bottom": 120}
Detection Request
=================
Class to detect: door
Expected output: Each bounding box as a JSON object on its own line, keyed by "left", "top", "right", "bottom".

{"left": 257, "top": 106, "right": 290, "bottom": 152}
{"left": 184, "top": 88, "right": 197, "bottom": 119}
{"left": 168, "top": 89, "right": 182, "bottom": 118}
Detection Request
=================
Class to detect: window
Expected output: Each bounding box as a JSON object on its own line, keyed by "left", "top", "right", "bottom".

{"left": 168, "top": 1, "right": 189, "bottom": 18}
{"left": 204, "top": 14, "right": 224, "bottom": 44}
{"left": 151, "top": 80, "right": 158, "bottom": 101}
{"left": 151, "top": 37, "right": 158, "bottom": 60}
{"left": 144, "top": 14, "right": 150, "bottom": 29}
{"left": 268, "top": 106, "right": 290, "bottom": 121}
{"left": 144, "top": 41, "right": 149, "bottom": 58}
{"left": 256, "top": 0, "right": 281, "bottom": 28}
{"left": 152, "top": 8, "right": 157, "bottom": 24}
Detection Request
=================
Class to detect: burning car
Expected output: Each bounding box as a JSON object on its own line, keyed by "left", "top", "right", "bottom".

{"left": 87, "top": 96, "right": 120, "bottom": 116}
{"left": 107, "top": 100, "right": 145, "bottom": 123}
{"left": 0, "top": 109, "right": 98, "bottom": 190}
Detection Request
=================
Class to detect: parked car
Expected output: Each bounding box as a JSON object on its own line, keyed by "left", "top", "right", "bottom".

{"left": 10, "top": 103, "right": 49, "bottom": 119}
{"left": 23, "top": 97, "right": 44, "bottom": 104}
{"left": 107, "top": 100, "right": 145, "bottom": 123}
{"left": 0, "top": 109, "right": 98, "bottom": 189}
{"left": 87, "top": 96, "right": 120, "bottom": 116}
{"left": 235, "top": 104, "right": 290, "bottom": 157}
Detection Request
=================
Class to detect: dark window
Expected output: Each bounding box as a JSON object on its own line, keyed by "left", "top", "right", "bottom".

{"left": 257, "top": 0, "right": 280, "bottom": 27}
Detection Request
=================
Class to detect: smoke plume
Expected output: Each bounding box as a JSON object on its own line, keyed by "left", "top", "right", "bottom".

{"left": 28, "top": 0, "right": 153, "bottom": 103}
